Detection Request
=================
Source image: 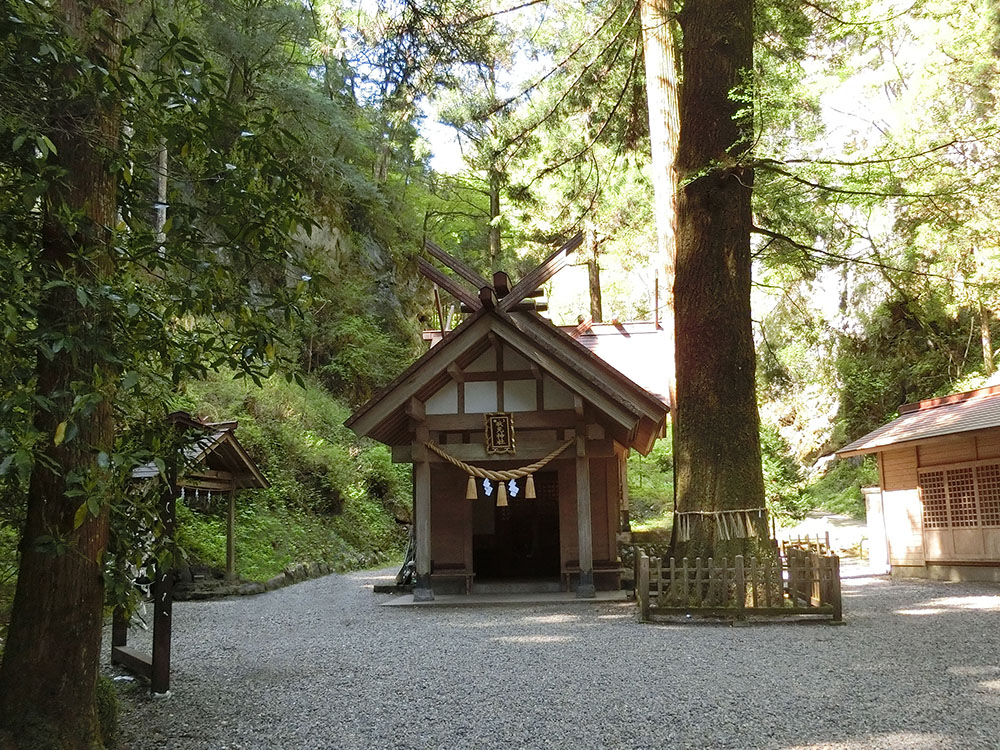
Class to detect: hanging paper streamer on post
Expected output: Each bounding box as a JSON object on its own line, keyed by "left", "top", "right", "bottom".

{"left": 673, "top": 508, "right": 767, "bottom": 542}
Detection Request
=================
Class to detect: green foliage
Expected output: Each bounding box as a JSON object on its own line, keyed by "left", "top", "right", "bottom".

{"left": 760, "top": 423, "right": 809, "bottom": 521}
{"left": 0, "top": 521, "right": 16, "bottom": 640}
{"left": 836, "top": 293, "right": 981, "bottom": 441}
{"left": 804, "top": 456, "right": 879, "bottom": 518}
{"left": 172, "top": 372, "right": 409, "bottom": 579}
{"left": 628, "top": 436, "right": 673, "bottom": 530}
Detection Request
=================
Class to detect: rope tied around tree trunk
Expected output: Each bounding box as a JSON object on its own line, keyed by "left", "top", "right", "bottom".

{"left": 423, "top": 437, "right": 576, "bottom": 481}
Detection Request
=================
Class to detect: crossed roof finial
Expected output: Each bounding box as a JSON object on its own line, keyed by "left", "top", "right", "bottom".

{"left": 420, "top": 233, "right": 584, "bottom": 315}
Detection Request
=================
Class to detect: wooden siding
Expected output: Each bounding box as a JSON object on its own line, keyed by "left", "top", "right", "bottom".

{"left": 430, "top": 466, "right": 472, "bottom": 569}
{"left": 917, "top": 435, "right": 977, "bottom": 467}
{"left": 556, "top": 459, "right": 578, "bottom": 568}
{"left": 976, "top": 429, "right": 1000, "bottom": 460}
{"left": 605, "top": 453, "right": 622, "bottom": 557}
{"left": 881, "top": 447, "right": 917, "bottom": 491}
{"left": 589, "top": 459, "right": 610, "bottom": 562}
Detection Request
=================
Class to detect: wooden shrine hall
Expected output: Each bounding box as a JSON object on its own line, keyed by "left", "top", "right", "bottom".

{"left": 346, "top": 236, "right": 670, "bottom": 599}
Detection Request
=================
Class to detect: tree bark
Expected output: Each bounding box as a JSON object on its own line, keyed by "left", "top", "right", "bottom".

{"left": 0, "top": 1, "right": 123, "bottom": 747}
{"left": 669, "top": 0, "right": 767, "bottom": 560}
{"left": 640, "top": 0, "right": 680, "bottom": 405}
{"left": 982, "top": 300, "right": 995, "bottom": 375}
{"left": 488, "top": 164, "right": 501, "bottom": 269}
{"left": 586, "top": 222, "right": 603, "bottom": 322}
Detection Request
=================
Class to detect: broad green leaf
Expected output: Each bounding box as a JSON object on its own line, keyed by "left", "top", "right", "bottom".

{"left": 39, "top": 134, "right": 57, "bottom": 155}
{"left": 54, "top": 421, "right": 67, "bottom": 446}
{"left": 73, "top": 502, "right": 88, "bottom": 530}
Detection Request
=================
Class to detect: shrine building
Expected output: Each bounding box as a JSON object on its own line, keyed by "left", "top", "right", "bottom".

{"left": 346, "top": 237, "right": 670, "bottom": 600}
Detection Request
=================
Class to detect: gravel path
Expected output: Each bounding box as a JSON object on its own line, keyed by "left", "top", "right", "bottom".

{"left": 108, "top": 570, "right": 1000, "bottom": 750}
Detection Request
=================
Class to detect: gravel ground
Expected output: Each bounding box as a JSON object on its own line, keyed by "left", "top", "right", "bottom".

{"left": 107, "top": 570, "right": 1000, "bottom": 750}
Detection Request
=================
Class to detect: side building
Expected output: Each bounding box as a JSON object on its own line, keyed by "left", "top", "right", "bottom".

{"left": 837, "top": 384, "right": 1000, "bottom": 582}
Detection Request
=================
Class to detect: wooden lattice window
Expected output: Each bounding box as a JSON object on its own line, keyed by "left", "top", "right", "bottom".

{"left": 919, "top": 470, "right": 949, "bottom": 529}
{"left": 976, "top": 464, "right": 1000, "bottom": 527}
{"left": 945, "top": 467, "right": 979, "bottom": 526}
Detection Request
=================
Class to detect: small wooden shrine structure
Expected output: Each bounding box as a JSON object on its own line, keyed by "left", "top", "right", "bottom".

{"left": 112, "top": 411, "right": 268, "bottom": 693}
{"left": 837, "top": 384, "right": 1000, "bottom": 582}
{"left": 346, "top": 236, "right": 670, "bottom": 599}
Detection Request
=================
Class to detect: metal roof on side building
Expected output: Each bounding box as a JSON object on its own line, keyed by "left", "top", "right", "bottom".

{"left": 836, "top": 384, "right": 1000, "bottom": 457}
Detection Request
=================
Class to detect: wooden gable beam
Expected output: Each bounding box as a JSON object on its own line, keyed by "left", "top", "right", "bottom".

{"left": 417, "top": 257, "right": 481, "bottom": 310}
{"left": 493, "top": 271, "right": 511, "bottom": 298}
{"left": 499, "top": 232, "right": 584, "bottom": 311}
{"left": 424, "top": 240, "right": 490, "bottom": 289}
{"left": 347, "top": 311, "right": 494, "bottom": 438}
{"left": 486, "top": 316, "right": 638, "bottom": 430}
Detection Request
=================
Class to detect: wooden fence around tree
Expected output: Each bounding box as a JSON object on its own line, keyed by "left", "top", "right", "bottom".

{"left": 636, "top": 547, "right": 843, "bottom": 623}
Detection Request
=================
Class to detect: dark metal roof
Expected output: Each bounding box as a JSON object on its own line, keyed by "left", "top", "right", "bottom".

{"left": 131, "top": 412, "right": 269, "bottom": 489}
{"left": 836, "top": 385, "right": 1000, "bottom": 457}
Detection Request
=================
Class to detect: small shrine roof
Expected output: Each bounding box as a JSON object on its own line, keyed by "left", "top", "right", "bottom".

{"left": 836, "top": 385, "right": 1000, "bottom": 457}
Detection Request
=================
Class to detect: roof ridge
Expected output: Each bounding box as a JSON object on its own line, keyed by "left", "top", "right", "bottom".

{"left": 899, "top": 384, "right": 1000, "bottom": 414}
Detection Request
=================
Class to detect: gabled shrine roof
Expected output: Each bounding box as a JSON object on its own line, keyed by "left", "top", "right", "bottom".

{"left": 346, "top": 307, "right": 669, "bottom": 455}
{"left": 132, "top": 411, "right": 269, "bottom": 489}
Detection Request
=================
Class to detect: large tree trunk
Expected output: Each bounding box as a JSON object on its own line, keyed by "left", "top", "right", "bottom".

{"left": 640, "top": 0, "right": 680, "bottom": 403}
{"left": 0, "top": 1, "right": 123, "bottom": 747}
{"left": 669, "top": 0, "right": 767, "bottom": 559}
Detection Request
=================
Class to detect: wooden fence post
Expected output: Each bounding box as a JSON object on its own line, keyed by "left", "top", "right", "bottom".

{"left": 633, "top": 544, "right": 640, "bottom": 598}
{"left": 735, "top": 555, "right": 746, "bottom": 620}
{"left": 112, "top": 605, "right": 128, "bottom": 649}
{"left": 151, "top": 475, "right": 176, "bottom": 696}
{"left": 830, "top": 554, "right": 844, "bottom": 624}
{"left": 638, "top": 552, "right": 650, "bottom": 621}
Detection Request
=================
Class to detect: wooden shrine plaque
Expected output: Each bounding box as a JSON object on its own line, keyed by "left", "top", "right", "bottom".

{"left": 485, "top": 412, "right": 515, "bottom": 454}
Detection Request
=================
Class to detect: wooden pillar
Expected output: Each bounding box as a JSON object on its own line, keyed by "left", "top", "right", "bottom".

{"left": 576, "top": 437, "right": 596, "bottom": 598}
{"left": 413, "top": 457, "right": 433, "bottom": 601}
{"left": 410, "top": 400, "right": 433, "bottom": 601}
{"left": 225, "top": 488, "right": 236, "bottom": 580}
{"left": 151, "top": 474, "right": 176, "bottom": 695}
